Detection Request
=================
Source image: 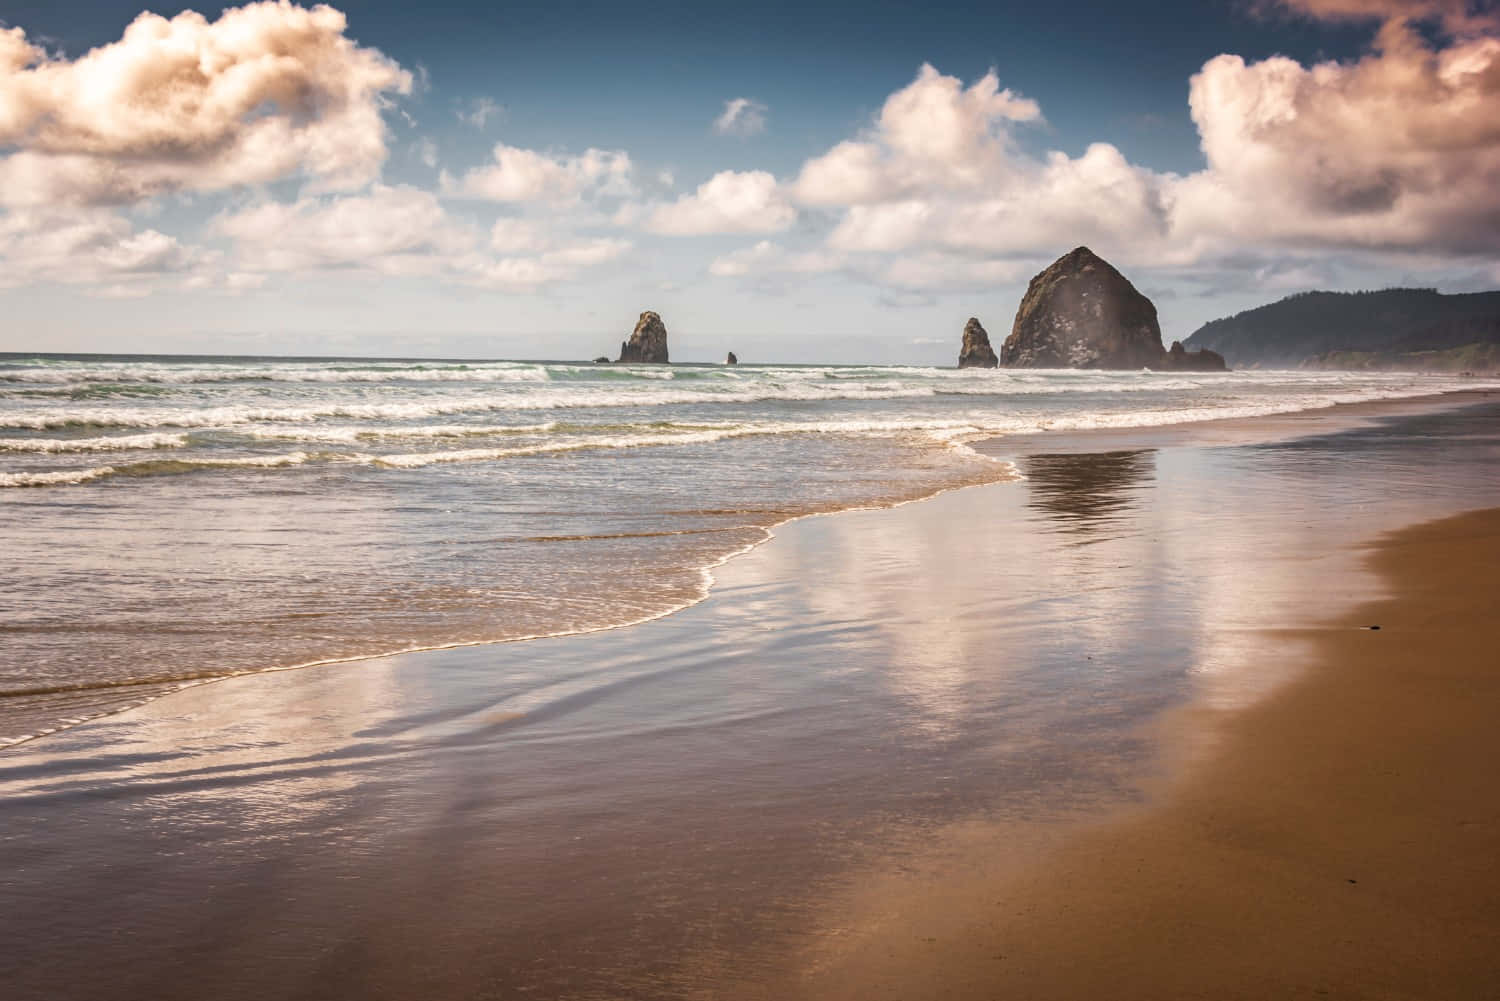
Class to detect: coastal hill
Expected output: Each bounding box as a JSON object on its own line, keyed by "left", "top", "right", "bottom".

{"left": 1182, "top": 289, "right": 1500, "bottom": 370}
{"left": 1002, "top": 247, "right": 1226, "bottom": 371}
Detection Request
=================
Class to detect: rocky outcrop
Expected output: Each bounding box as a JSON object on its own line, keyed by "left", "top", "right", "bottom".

{"left": 617, "top": 311, "right": 669, "bottom": 364}
{"left": 592, "top": 355, "right": 610, "bottom": 364}
{"left": 1002, "top": 247, "right": 1168, "bottom": 369}
{"left": 725, "top": 351, "right": 738, "bottom": 365}
{"left": 957, "top": 317, "right": 998, "bottom": 368}
{"left": 1160, "top": 341, "right": 1226, "bottom": 371}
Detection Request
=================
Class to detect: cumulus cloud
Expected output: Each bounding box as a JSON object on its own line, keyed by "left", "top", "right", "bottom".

{"left": 1175, "top": 16, "right": 1500, "bottom": 256}
{"left": 214, "top": 186, "right": 629, "bottom": 290}
{"left": 645, "top": 170, "right": 796, "bottom": 235}
{"left": 714, "top": 98, "right": 768, "bottom": 136}
{"left": 215, "top": 185, "right": 476, "bottom": 275}
{"left": 700, "top": 64, "right": 1168, "bottom": 281}
{"left": 0, "top": 2, "right": 411, "bottom": 206}
{"left": 459, "top": 236, "right": 632, "bottom": 290}
{"left": 0, "top": 206, "right": 215, "bottom": 292}
{"left": 708, "top": 240, "right": 842, "bottom": 277}
{"left": 791, "top": 63, "right": 1041, "bottom": 206}
{"left": 442, "top": 144, "right": 633, "bottom": 203}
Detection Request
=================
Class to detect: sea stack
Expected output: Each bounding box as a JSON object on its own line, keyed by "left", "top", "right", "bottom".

{"left": 725, "top": 351, "right": 738, "bottom": 365}
{"left": 957, "top": 317, "right": 998, "bottom": 368}
{"left": 618, "top": 311, "right": 670, "bottom": 364}
{"left": 1003, "top": 247, "right": 1168, "bottom": 369}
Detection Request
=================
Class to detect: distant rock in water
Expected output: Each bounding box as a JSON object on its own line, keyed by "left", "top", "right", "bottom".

{"left": 592, "top": 355, "right": 610, "bottom": 364}
{"left": 617, "top": 311, "right": 670, "bottom": 364}
{"left": 1160, "top": 340, "right": 1226, "bottom": 372}
{"left": 957, "top": 317, "right": 998, "bottom": 368}
{"left": 1003, "top": 247, "right": 1168, "bottom": 370}
{"left": 725, "top": 351, "right": 738, "bottom": 365}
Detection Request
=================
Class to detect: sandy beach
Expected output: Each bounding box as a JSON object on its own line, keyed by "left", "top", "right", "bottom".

{"left": 754, "top": 507, "right": 1500, "bottom": 1000}
{"left": 2, "top": 393, "right": 1498, "bottom": 1000}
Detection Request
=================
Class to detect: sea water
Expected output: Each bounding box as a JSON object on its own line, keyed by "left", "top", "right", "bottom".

{"left": 0, "top": 352, "right": 1489, "bottom": 744}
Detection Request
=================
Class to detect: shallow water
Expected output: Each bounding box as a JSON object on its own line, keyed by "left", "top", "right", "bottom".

{"left": 1, "top": 398, "right": 1497, "bottom": 1000}
{"left": 2, "top": 353, "right": 1493, "bottom": 743}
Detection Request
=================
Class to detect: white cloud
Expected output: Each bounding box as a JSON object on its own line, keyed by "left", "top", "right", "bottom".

{"left": 772, "top": 64, "right": 1169, "bottom": 279}
{"left": 708, "top": 240, "right": 842, "bottom": 277}
{"left": 645, "top": 170, "right": 796, "bottom": 235}
{"left": 878, "top": 252, "right": 1035, "bottom": 291}
{"left": 714, "top": 98, "right": 768, "bottom": 136}
{"left": 0, "top": 2, "right": 411, "bottom": 206}
{"left": 442, "top": 144, "right": 633, "bottom": 203}
{"left": 0, "top": 206, "right": 213, "bottom": 293}
{"left": 457, "top": 97, "right": 503, "bottom": 129}
{"left": 1172, "top": 19, "right": 1500, "bottom": 256}
{"left": 216, "top": 185, "right": 476, "bottom": 276}
{"left": 458, "top": 237, "right": 632, "bottom": 290}
{"left": 214, "top": 185, "right": 630, "bottom": 291}
{"left": 488, "top": 217, "right": 549, "bottom": 254}
{"left": 791, "top": 63, "right": 1041, "bottom": 207}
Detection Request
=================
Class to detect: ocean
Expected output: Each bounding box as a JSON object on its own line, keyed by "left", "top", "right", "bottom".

{"left": 0, "top": 352, "right": 1491, "bottom": 746}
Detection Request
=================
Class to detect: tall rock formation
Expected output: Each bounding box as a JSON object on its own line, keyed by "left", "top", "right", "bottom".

{"left": 957, "top": 317, "right": 998, "bottom": 368}
{"left": 617, "top": 311, "right": 670, "bottom": 363}
{"left": 1002, "top": 247, "right": 1168, "bottom": 369}
{"left": 725, "top": 351, "right": 738, "bottom": 365}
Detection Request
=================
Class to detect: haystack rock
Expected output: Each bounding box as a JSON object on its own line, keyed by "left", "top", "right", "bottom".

{"left": 617, "top": 311, "right": 670, "bottom": 364}
{"left": 957, "top": 317, "right": 998, "bottom": 368}
{"left": 1002, "top": 247, "right": 1167, "bottom": 369}
{"left": 725, "top": 351, "right": 738, "bottom": 365}
{"left": 1161, "top": 340, "right": 1227, "bottom": 372}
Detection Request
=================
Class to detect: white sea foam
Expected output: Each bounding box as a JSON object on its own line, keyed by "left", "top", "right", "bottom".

{"left": 0, "top": 467, "right": 119, "bottom": 487}
{"left": 0, "top": 451, "right": 312, "bottom": 488}
{"left": 243, "top": 421, "right": 560, "bottom": 443}
{"left": 368, "top": 429, "right": 746, "bottom": 467}
{"left": 0, "top": 373, "right": 1398, "bottom": 431}
{"left": 0, "top": 363, "right": 554, "bottom": 385}
{"left": 0, "top": 432, "right": 187, "bottom": 452}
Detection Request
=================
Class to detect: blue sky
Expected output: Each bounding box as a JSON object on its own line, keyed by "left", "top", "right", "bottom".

{"left": 1, "top": 0, "right": 1496, "bottom": 361}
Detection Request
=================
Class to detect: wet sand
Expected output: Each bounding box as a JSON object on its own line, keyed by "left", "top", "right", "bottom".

{"left": 764, "top": 508, "right": 1500, "bottom": 1000}
{"left": 2, "top": 395, "right": 1499, "bottom": 1000}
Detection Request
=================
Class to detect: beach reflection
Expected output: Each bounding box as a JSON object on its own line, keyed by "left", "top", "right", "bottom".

{"left": 1022, "top": 449, "right": 1157, "bottom": 538}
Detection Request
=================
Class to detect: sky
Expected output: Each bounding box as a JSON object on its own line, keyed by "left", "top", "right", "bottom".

{"left": 0, "top": 0, "right": 1497, "bottom": 362}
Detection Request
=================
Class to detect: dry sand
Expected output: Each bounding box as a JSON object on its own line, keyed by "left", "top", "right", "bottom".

{"left": 762, "top": 508, "right": 1500, "bottom": 1001}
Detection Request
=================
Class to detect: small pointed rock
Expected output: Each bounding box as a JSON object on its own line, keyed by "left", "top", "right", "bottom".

{"left": 725, "top": 351, "right": 738, "bottom": 365}
{"left": 958, "top": 317, "right": 998, "bottom": 368}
